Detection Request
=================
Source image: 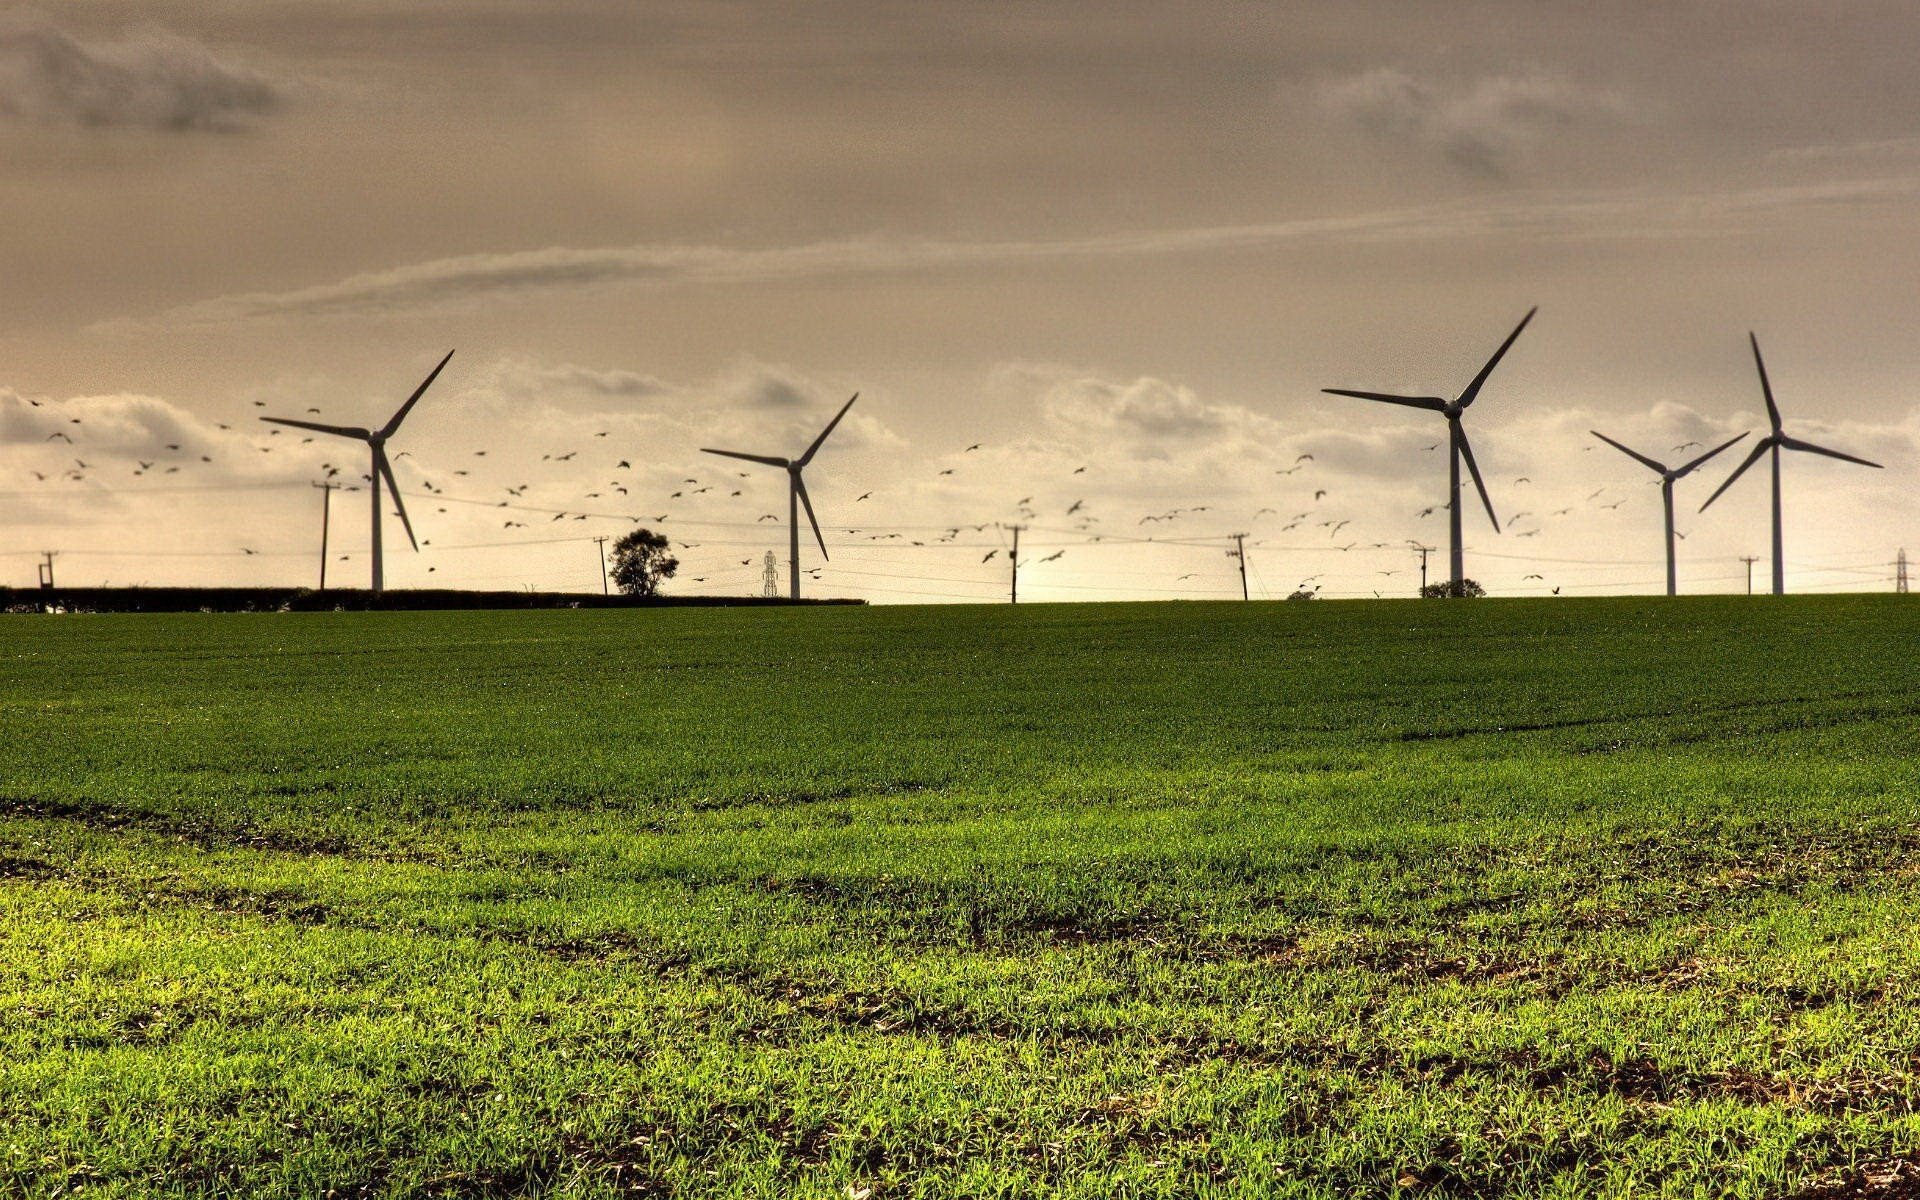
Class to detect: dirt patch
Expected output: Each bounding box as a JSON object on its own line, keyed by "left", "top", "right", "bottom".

{"left": 1788, "top": 1159, "right": 1920, "bottom": 1199}
{"left": 0, "top": 796, "right": 388, "bottom": 860}
{"left": 0, "top": 854, "right": 58, "bottom": 881}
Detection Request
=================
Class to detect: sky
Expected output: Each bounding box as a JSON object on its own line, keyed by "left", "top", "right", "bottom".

{"left": 4, "top": 0, "right": 1919, "bottom": 601}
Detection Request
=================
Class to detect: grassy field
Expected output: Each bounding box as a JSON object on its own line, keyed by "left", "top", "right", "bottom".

{"left": 3, "top": 597, "right": 1919, "bottom": 1198}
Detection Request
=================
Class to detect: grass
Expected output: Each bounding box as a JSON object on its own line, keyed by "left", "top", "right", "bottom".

{"left": 2, "top": 596, "right": 1919, "bottom": 1197}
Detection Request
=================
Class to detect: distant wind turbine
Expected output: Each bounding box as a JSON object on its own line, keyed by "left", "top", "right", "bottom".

{"left": 1590, "top": 428, "right": 1747, "bottom": 595}
{"left": 1324, "top": 308, "right": 1536, "bottom": 591}
{"left": 260, "top": 350, "right": 454, "bottom": 594}
{"left": 703, "top": 394, "right": 857, "bottom": 600}
{"left": 1699, "top": 334, "right": 1883, "bottom": 595}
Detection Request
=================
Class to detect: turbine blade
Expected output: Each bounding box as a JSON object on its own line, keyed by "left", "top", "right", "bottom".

{"left": 1321, "top": 389, "right": 1448, "bottom": 413}
{"left": 793, "top": 472, "right": 828, "bottom": 560}
{"left": 1457, "top": 306, "right": 1537, "bottom": 407}
{"left": 379, "top": 349, "right": 455, "bottom": 439}
{"left": 1698, "top": 438, "right": 1772, "bottom": 512}
{"left": 1673, "top": 431, "right": 1750, "bottom": 479}
{"left": 1589, "top": 429, "right": 1666, "bottom": 474}
{"left": 1456, "top": 426, "right": 1500, "bottom": 532}
{"left": 375, "top": 447, "right": 417, "bottom": 551}
{"left": 701, "top": 448, "right": 790, "bottom": 468}
{"left": 1780, "top": 436, "right": 1883, "bottom": 469}
{"left": 796, "top": 393, "right": 858, "bottom": 467}
{"left": 261, "top": 417, "right": 370, "bottom": 439}
{"left": 1749, "top": 333, "right": 1782, "bottom": 433}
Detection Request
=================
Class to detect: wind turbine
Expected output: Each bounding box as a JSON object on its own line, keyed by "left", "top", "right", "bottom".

{"left": 1324, "top": 308, "right": 1536, "bottom": 592}
{"left": 1589, "top": 428, "right": 1747, "bottom": 595}
{"left": 1699, "top": 334, "right": 1883, "bottom": 595}
{"left": 260, "top": 350, "right": 454, "bottom": 595}
{"left": 703, "top": 394, "right": 857, "bottom": 600}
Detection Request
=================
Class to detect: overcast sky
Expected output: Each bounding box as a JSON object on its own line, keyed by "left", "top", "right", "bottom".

{"left": 4, "top": 1, "right": 1919, "bottom": 600}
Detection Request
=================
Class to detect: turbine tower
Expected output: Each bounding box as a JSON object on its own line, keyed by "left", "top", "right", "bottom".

{"left": 1324, "top": 308, "right": 1536, "bottom": 591}
{"left": 1699, "top": 334, "right": 1883, "bottom": 595}
{"left": 702, "top": 394, "right": 857, "bottom": 600}
{"left": 260, "top": 350, "right": 454, "bottom": 595}
{"left": 1589, "top": 429, "right": 1747, "bottom": 596}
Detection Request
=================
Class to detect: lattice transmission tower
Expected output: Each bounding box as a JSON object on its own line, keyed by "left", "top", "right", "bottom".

{"left": 761, "top": 551, "right": 780, "bottom": 598}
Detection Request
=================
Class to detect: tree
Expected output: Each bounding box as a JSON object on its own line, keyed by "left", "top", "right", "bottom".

{"left": 1286, "top": 589, "right": 1319, "bottom": 602}
{"left": 1420, "top": 578, "right": 1485, "bottom": 599}
{"left": 609, "top": 528, "right": 679, "bottom": 597}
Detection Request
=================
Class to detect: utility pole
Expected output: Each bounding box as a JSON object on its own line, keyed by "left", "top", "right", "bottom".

{"left": 1229, "top": 533, "right": 1249, "bottom": 600}
{"left": 1739, "top": 555, "right": 1761, "bottom": 595}
{"left": 1898, "top": 548, "right": 1910, "bottom": 594}
{"left": 36, "top": 552, "right": 55, "bottom": 590}
{"left": 761, "top": 551, "right": 779, "bottom": 598}
{"left": 593, "top": 536, "right": 610, "bottom": 596}
{"left": 1412, "top": 543, "right": 1435, "bottom": 596}
{"left": 312, "top": 481, "right": 338, "bottom": 590}
{"left": 1007, "top": 524, "right": 1024, "bottom": 604}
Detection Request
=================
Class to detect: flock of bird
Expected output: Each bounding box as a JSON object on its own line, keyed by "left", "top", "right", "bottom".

{"left": 10, "top": 309, "right": 1885, "bottom": 600}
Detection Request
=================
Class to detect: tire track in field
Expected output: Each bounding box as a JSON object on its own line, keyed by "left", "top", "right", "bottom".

{"left": 0, "top": 796, "right": 429, "bottom": 862}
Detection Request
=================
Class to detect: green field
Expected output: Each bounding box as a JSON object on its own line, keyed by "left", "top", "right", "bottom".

{"left": 4, "top": 598, "right": 1919, "bottom": 1197}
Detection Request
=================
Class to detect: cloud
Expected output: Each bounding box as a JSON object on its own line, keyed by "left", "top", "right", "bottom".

{"left": 471, "top": 358, "right": 673, "bottom": 402}
{"left": 716, "top": 362, "right": 826, "bottom": 410}
{"left": 1319, "top": 68, "right": 1626, "bottom": 179}
{"left": 1041, "top": 376, "right": 1231, "bottom": 440}
{"left": 0, "top": 15, "right": 285, "bottom": 132}
{"left": 110, "top": 172, "right": 1920, "bottom": 329}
